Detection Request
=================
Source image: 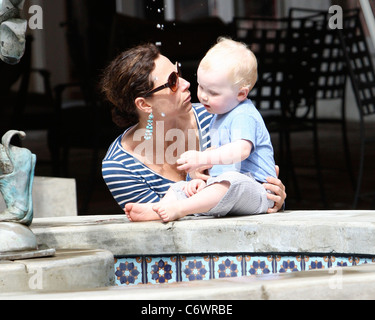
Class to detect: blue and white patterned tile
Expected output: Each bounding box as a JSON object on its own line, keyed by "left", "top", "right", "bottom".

{"left": 145, "top": 256, "right": 178, "bottom": 284}
{"left": 362, "top": 257, "right": 375, "bottom": 265}
{"left": 213, "top": 255, "right": 244, "bottom": 279}
{"left": 276, "top": 255, "right": 303, "bottom": 273}
{"left": 329, "top": 256, "right": 351, "bottom": 268}
{"left": 180, "top": 256, "right": 211, "bottom": 282}
{"left": 304, "top": 256, "right": 329, "bottom": 270}
{"left": 245, "top": 255, "right": 273, "bottom": 275}
{"left": 114, "top": 254, "right": 375, "bottom": 286}
{"left": 114, "top": 257, "right": 143, "bottom": 286}
{"left": 351, "top": 256, "right": 375, "bottom": 266}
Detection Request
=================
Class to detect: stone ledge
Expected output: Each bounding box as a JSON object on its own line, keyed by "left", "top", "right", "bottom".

{"left": 30, "top": 210, "right": 375, "bottom": 256}
{"left": 0, "top": 249, "right": 114, "bottom": 293}
{"left": 2, "top": 263, "right": 375, "bottom": 300}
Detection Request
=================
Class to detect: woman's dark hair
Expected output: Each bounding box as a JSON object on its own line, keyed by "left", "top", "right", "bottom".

{"left": 100, "top": 43, "right": 160, "bottom": 128}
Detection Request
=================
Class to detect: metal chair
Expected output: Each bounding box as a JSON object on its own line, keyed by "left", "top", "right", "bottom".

{"left": 289, "top": 7, "right": 356, "bottom": 190}
{"left": 337, "top": 9, "right": 375, "bottom": 208}
{"left": 233, "top": 14, "right": 328, "bottom": 206}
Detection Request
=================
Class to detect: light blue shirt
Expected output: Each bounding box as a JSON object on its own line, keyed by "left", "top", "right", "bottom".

{"left": 208, "top": 99, "right": 276, "bottom": 182}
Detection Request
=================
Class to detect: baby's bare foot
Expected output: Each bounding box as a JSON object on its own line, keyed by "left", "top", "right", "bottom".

{"left": 124, "top": 203, "right": 161, "bottom": 222}
{"left": 124, "top": 203, "right": 133, "bottom": 221}
{"left": 153, "top": 202, "right": 183, "bottom": 223}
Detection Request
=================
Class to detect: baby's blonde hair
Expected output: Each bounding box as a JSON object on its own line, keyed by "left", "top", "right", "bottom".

{"left": 199, "top": 37, "right": 258, "bottom": 91}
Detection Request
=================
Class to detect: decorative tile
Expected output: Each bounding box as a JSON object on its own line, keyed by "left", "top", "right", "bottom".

{"left": 114, "top": 254, "right": 375, "bottom": 286}
{"left": 351, "top": 256, "right": 373, "bottom": 266}
{"left": 114, "top": 257, "right": 143, "bottom": 286}
{"left": 245, "top": 255, "right": 273, "bottom": 275}
{"left": 145, "top": 256, "right": 178, "bottom": 284}
{"left": 180, "top": 256, "right": 211, "bottom": 282}
{"left": 329, "top": 256, "right": 374, "bottom": 268}
{"left": 276, "top": 255, "right": 303, "bottom": 273}
{"left": 329, "top": 256, "right": 351, "bottom": 268}
{"left": 304, "top": 256, "right": 329, "bottom": 270}
{"left": 213, "top": 255, "right": 243, "bottom": 279}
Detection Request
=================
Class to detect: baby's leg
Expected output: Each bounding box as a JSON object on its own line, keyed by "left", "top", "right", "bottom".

{"left": 153, "top": 181, "right": 230, "bottom": 222}
{"left": 124, "top": 186, "right": 179, "bottom": 222}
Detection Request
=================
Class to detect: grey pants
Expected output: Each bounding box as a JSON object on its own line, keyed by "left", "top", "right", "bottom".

{"left": 169, "top": 171, "right": 274, "bottom": 217}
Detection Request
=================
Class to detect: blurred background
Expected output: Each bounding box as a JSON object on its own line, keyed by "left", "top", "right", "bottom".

{"left": 1, "top": 0, "right": 374, "bottom": 215}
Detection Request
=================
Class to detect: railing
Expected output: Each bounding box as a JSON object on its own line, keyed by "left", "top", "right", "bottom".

{"left": 360, "top": 0, "right": 375, "bottom": 50}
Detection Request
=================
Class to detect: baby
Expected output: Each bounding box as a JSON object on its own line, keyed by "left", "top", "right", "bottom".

{"left": 126, "top": 38, "right": 276, "bottom": 222}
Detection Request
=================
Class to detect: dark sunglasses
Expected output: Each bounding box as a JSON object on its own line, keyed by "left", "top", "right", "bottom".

{"left": 144, "top": 63, "right": 180, "bottom": 97}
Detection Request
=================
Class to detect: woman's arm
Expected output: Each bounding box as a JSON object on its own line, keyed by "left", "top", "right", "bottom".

{"left": 102, "top": 162, "right": 163, "bottom": 208}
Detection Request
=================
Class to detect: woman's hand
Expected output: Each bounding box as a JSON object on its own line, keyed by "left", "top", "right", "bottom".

{"left": 263, "top": 165, "right": 287, "bottom": 213}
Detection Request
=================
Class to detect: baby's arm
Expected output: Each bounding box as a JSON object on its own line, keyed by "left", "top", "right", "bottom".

{"left": 177, "top": 140, "right": 252, "bottom": 173}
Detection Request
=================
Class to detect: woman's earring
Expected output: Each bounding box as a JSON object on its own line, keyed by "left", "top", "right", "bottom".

{"left": 145, "top": 113, "right": 154, "bottom": 140}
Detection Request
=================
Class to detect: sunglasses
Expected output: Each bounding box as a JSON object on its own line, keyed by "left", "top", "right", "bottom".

{"left": 144, "top": 62, "right": 180, "bottom": 97}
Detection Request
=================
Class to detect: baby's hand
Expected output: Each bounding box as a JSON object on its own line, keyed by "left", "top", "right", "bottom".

{"left": 177, "top": 150, "right": 207, "bottom": 173}
{"left": 183, "top": 179, "right": 206, "bottom": 197}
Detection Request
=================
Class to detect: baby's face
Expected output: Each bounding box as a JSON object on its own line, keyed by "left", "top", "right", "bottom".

{"left": 197, "top": 66, "right": 241, "bottom": 115}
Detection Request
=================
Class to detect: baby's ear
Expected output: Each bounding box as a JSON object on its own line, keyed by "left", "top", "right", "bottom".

{"left": 237, "top": 86, "right": 250, "bottom": 102}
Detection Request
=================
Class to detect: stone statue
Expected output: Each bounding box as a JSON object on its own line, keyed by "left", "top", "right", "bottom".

{"left": 0, "top": 130, "right": 36, "bottom": 226}
{"left": 0, "top": 0, "right": 27, "bottom": 64}
{"left": 0, "top": 4, "right": 54, "bottom": 259}
{"left": 0, "top": 131, "right": 56, "bottom": 259}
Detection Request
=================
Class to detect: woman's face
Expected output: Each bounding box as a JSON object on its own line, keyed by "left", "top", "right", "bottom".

{"left": 147, "top": 55, "right": 192, "bottom": 117}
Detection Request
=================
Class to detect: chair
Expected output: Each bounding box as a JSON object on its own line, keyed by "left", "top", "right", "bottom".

{"left": 289, "top": 8, "right": 356, "bottom": 190}
{"left": 233, "top": 15, "right": 328, "bottom": 206}
{"left": 337, "top": 9, "right": 375, "bottom": 208}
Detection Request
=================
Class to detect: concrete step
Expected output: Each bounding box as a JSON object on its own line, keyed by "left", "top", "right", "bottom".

{"left": 0, "top": 249, "right": 114, "bottom": 293}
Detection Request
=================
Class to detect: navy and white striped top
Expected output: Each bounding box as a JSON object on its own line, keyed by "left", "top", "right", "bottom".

{"left": 102, "top": 104, "right": 212, "bottom": 209}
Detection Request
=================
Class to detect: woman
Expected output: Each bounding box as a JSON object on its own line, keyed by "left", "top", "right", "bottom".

{"left": 101, "top": 43, "right": 286, "bottom": 220}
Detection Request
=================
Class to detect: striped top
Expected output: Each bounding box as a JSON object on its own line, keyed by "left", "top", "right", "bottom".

{"left": 102, "top": 104, "right": 212, "bottom": 209}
